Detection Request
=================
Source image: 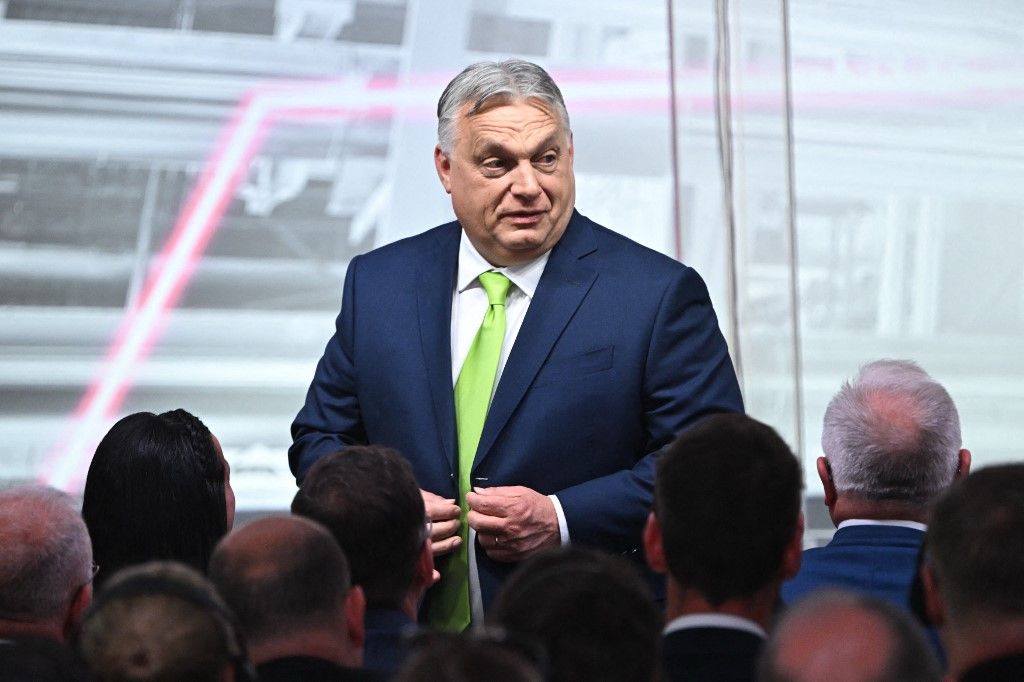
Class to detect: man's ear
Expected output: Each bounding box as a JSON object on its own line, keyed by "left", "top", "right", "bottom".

{"left": 643, "top": 512, "right": 667, "bottom": 574}
{"left": 920, "top": 564, "right": 945, "bottom": 628}
{"left": 816, "top": 457, "right": 837, "bottom": 507}
{"left": 414, "top": 538, "right": 435, "bottom": 592}
{"left": 434, "top": 145, "right": 453, "bottom": 194}
{"left": 344, "top": 585, "right": 366, "bottom": 654}
{"left": 955, "top": 449, "right": 971, "bottom": 480}
{"left": 781, "top": 512, "right": 805, "bottom": 581}
{"left": 63, "top": 583, "right": 92, "bottom": 640}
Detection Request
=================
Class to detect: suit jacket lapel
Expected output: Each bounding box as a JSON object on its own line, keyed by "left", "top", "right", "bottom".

{"left": 417, "top": 223, "right": 460, "bottom": 473}
{"left": 473, "top": 212, "right": 598, "bottom": 473}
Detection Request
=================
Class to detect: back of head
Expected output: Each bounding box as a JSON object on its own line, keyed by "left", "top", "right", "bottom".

{"left": 0, "top": 484, "right": 93, "bottom": 633}
{"left": 436, "top": 59, "right": 570, "bottom": 154}
{"left": 758, "top": 590, "right": 940, "bottom": 682}
{"left": 291, "top": 445, "right": 425, "bottom": 608}
{"left": 396, "top": 633, "right": 544, "bottom": 682}
{"left": 77, "top": 561, "right": 247, "bottom": 682}
{"left": 489, "top": 546, "right": 661, "bottom": 682}
{"left": 655, "top": 413, "right": 802, "bottom": 605}
{"left": 822, "top": 359, "right": 961, "bottom": 505}
{"left": 926, "top": 463, "right": 1024, "bottom": 626}
{"left": 82, "top": 409, "right": 229, "bottom": 587}
{"left": 208, "top": 515, "right": 352, "bottom": 647}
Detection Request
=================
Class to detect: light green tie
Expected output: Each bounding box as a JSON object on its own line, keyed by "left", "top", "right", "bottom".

{"left": 429, "top": 271, "right": 512, "bottom": 632}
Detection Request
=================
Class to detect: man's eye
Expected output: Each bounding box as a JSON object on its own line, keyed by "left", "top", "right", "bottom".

{"left": 535, "top": 152, "right": 558, "bottom": 167}
{"left": 482, "top": 159, "right": 506, "bottom": 170}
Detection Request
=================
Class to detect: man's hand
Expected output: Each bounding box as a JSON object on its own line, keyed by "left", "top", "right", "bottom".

{"left": 467, "top": 486, "right": 560, "bottom": 562}
{"left": 421, "top": 489, "right": 462, "bottom": 557}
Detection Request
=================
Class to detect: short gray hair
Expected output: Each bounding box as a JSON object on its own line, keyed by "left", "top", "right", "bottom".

{"left": 436, "top": 59, "right": 571, "bottom": 154}
{"left": 758, "top": 589, "right": 940, "bottom": 682}
{"left": 821, "top": 359, "right": 961, "bottom": 505}
{"left": 0, "top": 484, "right": 93, "bottom": 621}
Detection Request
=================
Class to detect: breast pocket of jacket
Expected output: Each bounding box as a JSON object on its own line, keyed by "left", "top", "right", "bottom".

{"left": 532, "top": 346, "right": 615, "bottom": 388}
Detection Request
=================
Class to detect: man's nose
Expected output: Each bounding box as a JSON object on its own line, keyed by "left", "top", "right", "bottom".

{"left": 510, "top": 161, "right": 542, "bottom": 199}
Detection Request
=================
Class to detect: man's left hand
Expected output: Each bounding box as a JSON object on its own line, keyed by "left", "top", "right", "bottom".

{"left": 466, "top": 486, "right": 560, "bottom": 562}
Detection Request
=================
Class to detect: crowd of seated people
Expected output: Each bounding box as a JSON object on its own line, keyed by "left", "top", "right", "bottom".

{"left": 2, "top": 359, "right": 1022, "bottom": 681}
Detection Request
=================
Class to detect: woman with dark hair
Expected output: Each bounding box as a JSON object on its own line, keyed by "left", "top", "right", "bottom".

{"left": 82, "top": 409, "right": 235, "bottom": 589}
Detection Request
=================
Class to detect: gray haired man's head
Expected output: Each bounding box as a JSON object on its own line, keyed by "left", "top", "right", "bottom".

{"left": 0, "top": 484, "right": 94, "bottom": 640}
{"left": 436, "top": 59, "right": 571, "bottom": 154}
{"left": 821, "top": 359, "right": 965, "bottom": 507}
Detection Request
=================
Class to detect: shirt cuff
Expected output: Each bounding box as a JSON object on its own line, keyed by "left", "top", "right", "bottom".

{"left": 548, "top": 494, "right": 570, "bottom": 545}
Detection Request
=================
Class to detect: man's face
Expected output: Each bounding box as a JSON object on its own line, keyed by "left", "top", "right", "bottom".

{"left": 435, "top": 99, "right": 575, "bottom": 267}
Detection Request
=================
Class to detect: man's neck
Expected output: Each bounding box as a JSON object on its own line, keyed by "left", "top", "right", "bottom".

{"left": 0, "top": 618, "right": 65, "bottom": 643}
{"left": 830, "top": 496, "right": 928, "bottom": 526}
{"left": 250, "top": 630, "right": 360, "bottom": 669}
{"left": 664, "top": 581, "right": 778, "bottom": 632}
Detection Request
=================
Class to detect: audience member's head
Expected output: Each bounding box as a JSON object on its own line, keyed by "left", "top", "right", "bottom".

{"left": 489, "top": 545, "right": 661, "bottom": 682}
{"left": 291, "top": 445, "right": 432, "bottom": 615}
{"left": 82, "top": 409, "right": 234, "bottom": 588}
{"left": 819, "top": 359, "right": 969, "bottom": 523}
{"left": 645, "top": 413, "right": 803, "bottom": 620}
{"left": 208, "top": 515, "right": 365, "bottom": 669}
{"left": 396, "top": 632, "right": 544, "bottom": 682}
{"left": 758, "top": 590, "right": 940, "bottom": 682}
{"left": 0, "top": 484, "right": 94, "bottom": 642}
{"left": 922, "top": 464, "right": 1024, "bottom": 679}
{"left": 77, "top": 561, "right": 250, "bottom": 682}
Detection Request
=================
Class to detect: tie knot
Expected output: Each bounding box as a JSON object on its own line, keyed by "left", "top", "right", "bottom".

{"left": 478, "top": 271, "right": 512, "bottom": 306}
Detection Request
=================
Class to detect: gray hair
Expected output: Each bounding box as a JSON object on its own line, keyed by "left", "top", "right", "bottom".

{"left": 0, "top": 484, "right": 93, "bottom": 621}
{"left": 821, "top": 359, "right": 961, "bottom": 505}
{"left": 436, "top": 59, "right": 571, "bottom": 154}
{"left": 758, "top": 589, "right": 940, "bottom": 682}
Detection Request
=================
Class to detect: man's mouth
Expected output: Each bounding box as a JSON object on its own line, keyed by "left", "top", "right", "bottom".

{"left": 503, "top": 211, "right": 546, "bottom": 226}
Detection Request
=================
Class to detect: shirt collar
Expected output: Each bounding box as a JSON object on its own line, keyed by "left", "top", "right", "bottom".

{"left": 663, "top": 613, "right": 767, "bottom": 639}
{"left": 837, "top": 519, "right": 927, "bottom": 532}
{"left": 456, "top": 230, "right": 549, "bottom": 299}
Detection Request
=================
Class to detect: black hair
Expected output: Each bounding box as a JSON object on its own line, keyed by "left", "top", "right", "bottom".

{"left": 82, "top": 410, "right": 228, "bottom": 589}
{"left": 489, "top": 546, "right": 661, "bottom": 682}
{"left": 655, "top": 413, "right": 802, "bottom": 605}
{"left": 291, "top": 445, "right": 425, "bottom": 608}
{"left": 926, "top": 463, "right": 1024, "bottom": 620}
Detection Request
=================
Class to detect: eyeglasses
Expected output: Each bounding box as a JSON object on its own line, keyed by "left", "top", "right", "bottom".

{"left": 88, "top": 562, "right": 100, "bottom": 583}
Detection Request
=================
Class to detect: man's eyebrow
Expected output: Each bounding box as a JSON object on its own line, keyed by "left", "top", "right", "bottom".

{"left": 474, "top": 133, "right": 564, "bottom": 158}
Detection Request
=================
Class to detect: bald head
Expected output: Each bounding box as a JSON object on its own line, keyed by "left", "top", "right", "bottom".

{"left": 759, "top": 591, "right": 939, "bottom": 682}
{"left": 209, "top": 516, "right": 352, "bottom": 646}
{"left": 0, "top": 485, "right": 93, "bottom": 639}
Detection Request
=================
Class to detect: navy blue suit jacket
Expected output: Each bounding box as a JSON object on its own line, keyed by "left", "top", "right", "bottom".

{"left": 290, "top": 211, "right": 743, "bottom": 606}
{"left": 662, "top": 627, "right": 763, "bottom": 682}
{"left": 781, "top": 524, "right": 925, "bottom": 608}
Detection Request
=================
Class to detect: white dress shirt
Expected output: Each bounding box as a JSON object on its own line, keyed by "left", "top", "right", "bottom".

{"left": 837, "top": 519, "right": 927, "bottom": 532}
{"left": 451, "top": 231, "right": 569, "bottom": 623}
{"left": 663, "top": 613, "right": 767, "bottom": 639}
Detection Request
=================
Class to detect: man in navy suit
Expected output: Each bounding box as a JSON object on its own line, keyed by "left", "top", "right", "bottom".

{"left": 782, "top": 359, "right": 971, "bottom": 609}
{"left": 289, "top": 59, "right": 743, "bottom": 625}
{"left": 643, "top": 413, "right": 803, "bottom": 682}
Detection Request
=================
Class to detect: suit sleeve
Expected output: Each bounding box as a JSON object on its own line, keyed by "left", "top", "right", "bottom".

{"left": 288, "top": 256, "right": 368, "bottom": 482}
{"left": 553, "top": 265, "right": 744, "bottom": 552}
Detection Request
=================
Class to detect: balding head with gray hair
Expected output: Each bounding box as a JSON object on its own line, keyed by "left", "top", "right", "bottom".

{"left": 437, "top": 59, "right": 570, "bottom": 154}
{"left": 0, "top": 484, "right": 94, "bottom": 640}
{"left": 820, "top": 359, "right": 966, "bottom": 510}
